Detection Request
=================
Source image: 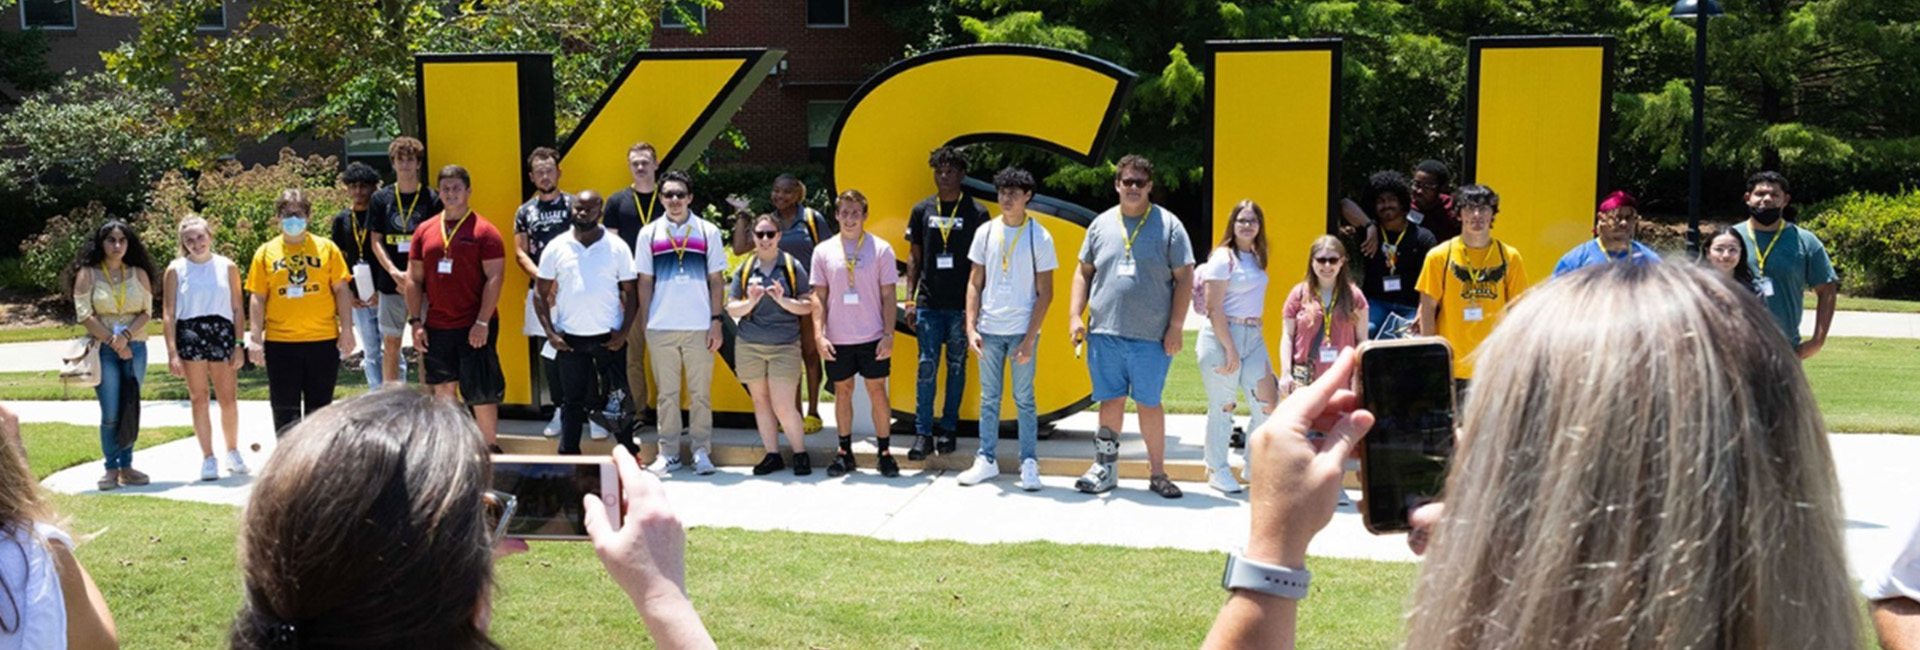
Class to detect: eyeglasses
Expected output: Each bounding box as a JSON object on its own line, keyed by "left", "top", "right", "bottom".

{"left": 1412, "top": 180, "right": 1438, "bottom": 191}
{"left": 1596, "top": 212, "right": 1638, "bottom": 226}
{"left": 1119, "top": 178, "right": 1151, "bottom": 189}
{"left": 1232, "top": 218, "right": 1260, "bottom": 226}
{"left": 753, "top": 230, "right": 779, "bottom": 239}
{"left": 481, "top": 489, "right": 518, "bottom": 541}
{"left": 661, "top": 191, "right": 690, "bottom": 200}
{"left": 1312, "top": 256, "right": 1343, "bottom": 265}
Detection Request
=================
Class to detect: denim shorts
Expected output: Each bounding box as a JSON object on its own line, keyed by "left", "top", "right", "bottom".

{"left": 1086, "top": 333, "right": 1172, "bottom": 407}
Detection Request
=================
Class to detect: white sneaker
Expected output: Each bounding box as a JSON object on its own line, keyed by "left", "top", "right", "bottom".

{"left": 692, "top": 449, "right": 716, "bottom": 475}
{"left": 1017, "top": 458, "right": 1042, "bottom": 491}
{"left": 200, "top": 457, "right": 219, "bottom": 482}
{"left": 589, "top": 420, "right": 609, "bottom": 440}
{"left": 542, "top": 410, "right": 562, "bottom": 438}
{"left": 1208, "top": 468, "right": 1244, "bottom": 494}
{"left": 225, "top": 450, "right": 249, "bottom": 475}
{"left": 956, "top": 457, "right": 999, "bottom": 486}
{"left": 648, "top": 455, "right": 682, "bottom": 476}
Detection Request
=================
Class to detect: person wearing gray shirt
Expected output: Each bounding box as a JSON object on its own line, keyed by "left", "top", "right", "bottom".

{"left": 1067, "top": 154, "right": 1196, "bottom": 498}
{"left": 727, "top": 214, "right": 817, "bottom": 477}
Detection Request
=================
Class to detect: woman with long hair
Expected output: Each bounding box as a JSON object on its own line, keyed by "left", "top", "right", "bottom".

{"left": 726, "top": 213, "right": 815, "bottom": 476}
{"left": 1704, "top": 224, "right": 1759, "bottom": 289}
{"left": 1195, "top": 200, "right": 1272, "bottom": 495}
{"left": 66, "top": 219, "right": 159, "bottom": 491}
{"left": 162, "top": 216, "right": 249, "bottom": 481}
{"left": 1204, "top": 262, "right": 1859, "bottom": 649}
{"left": 0, "top": 403, "right": 118, "bottom": 648}
{"left": 1279, "top": 235, "right": 1368, "bottom": 395}
{"left": 232, "top": 389, "right": 714, "bottom": 650}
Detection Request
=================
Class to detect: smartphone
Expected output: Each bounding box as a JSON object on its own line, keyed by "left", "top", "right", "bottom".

{"left": 489, "top": 455, "right": 621, "bottom": 541}
{"left": 1355, "top": 338, "right": 1456, "bottom": 534}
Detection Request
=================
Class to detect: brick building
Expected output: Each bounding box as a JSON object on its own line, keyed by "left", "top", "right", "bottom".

{"left": 648, "top": 0, "right": 905, "bottom": 166}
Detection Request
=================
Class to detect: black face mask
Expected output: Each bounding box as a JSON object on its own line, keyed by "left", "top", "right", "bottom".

{"left": 1749, "top": 204, "right": 1784, "bottom": 226}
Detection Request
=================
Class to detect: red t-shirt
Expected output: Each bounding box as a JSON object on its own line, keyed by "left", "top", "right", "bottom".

{"left": 409, "top": 211, "right": 507, "bottom": 330}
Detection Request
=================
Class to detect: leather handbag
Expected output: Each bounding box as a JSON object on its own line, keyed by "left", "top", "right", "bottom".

{"left": 59, "top": 336, "right": 102, "bottom": 388}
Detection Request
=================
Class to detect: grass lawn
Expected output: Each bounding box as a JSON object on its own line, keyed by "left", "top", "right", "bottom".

{"left": 1806, "top": 294, "right": 1920, "bottom": 314}
{"left": 0, "top": 364, "right": 370, "bottom": 402}
{"left": 1801, "top": 337, "right": 1920, "bottom": 435}
{"left": 0, "top": 321, "right": 164, "bottom": 344}
{"left": 24, "top": 422, "right": 196, "bottom": 481}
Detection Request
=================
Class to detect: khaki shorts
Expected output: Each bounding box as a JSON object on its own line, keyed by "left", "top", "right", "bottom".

{"left": 734, "top": 342, "right": 802, "bottom": 383}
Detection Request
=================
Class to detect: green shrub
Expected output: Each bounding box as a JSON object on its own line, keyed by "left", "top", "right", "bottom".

{"left": 18, "top": 202, "right": 109, "bottom": 293}
{"left": 1806, "top": 190, "right": 1920, "bottom": 299}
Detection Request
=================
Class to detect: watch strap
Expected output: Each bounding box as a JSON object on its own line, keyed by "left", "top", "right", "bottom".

{"left": 1221, "top": 553, "right": 1310, "bottom": 600}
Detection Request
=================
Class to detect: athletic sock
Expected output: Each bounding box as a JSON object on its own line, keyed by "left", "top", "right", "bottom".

{"left": 875, "top": 436, "right": 890, "bottom": 454}
{"left": 838, "top": 435, "right": 854, "bottom": 455}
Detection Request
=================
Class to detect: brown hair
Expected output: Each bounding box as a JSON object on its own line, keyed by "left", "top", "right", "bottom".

{"left": 1116, "top": 154, "right": 1152, "bottom": 179}
{"left": 526, "top": 146, "right": 560, "bottom": 169}
{"left": 627, "top": 142, "right": 657, "bottom": 159}
{"left": 0, "top": 412, "right": 51, "bottom": 635}
{"left": 1299, "top": 235, "right": 1354, "bottom": 310}
{"left": 437, "top": 165, "right": 471, "bottom": 189}
{"left": 836, "top": 189, "right": 868, "bottom": 214}
{"left": 231, "top": 389, "right": 502, "bottom": 650}
{"left": 1213, "top": 199, "right": 1268, "bottom": 270}
{"left": 274, "top": 189, "right": 312, "bottom": 218}
{"left": 1404, "top": 262, "right": 1857, "bottom": 650}
{"left": 387, "top": 137, "right": 424, "bottom": 161}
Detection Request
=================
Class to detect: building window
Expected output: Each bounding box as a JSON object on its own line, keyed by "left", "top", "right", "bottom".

{"left": 806, "top": 0, "right": 848, "bottom": 27}
{"left": 808, "top": 101, "right": 846, "bottom": 150}
{"left": 660, "top": 1, "right": 704, "bottom": 29}
{"left": 196, "top": 1, "right": 226, "bottom": 31}
{"left": 20, "top": 0, "right": 77, "bottom": 29}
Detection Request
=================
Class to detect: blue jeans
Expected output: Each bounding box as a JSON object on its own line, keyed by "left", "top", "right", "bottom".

{"left": 1368, "top": 299, "right": 1419, "bottom": 340}
{"left": 975, "top": 333, "right": 1038, "bottom": 463}
{"left": 914, "top": 308, "right": 967, "bottom": 435}
{"left": 95, "top": 341, "right": 147, "bottom": 470}
{"left": 1196, "top": 324, "right": 1270, "bottom": 474}
{"left": 352, "top": 304, "right": 387, "bottom": 388}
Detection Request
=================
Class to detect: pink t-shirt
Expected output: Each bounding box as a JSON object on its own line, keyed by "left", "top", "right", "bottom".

{"left": 1282, "top": 283, "right": 1369, "bottom": 377}
{"left": 810, "top": 233, "right": 899, "bottom": 345}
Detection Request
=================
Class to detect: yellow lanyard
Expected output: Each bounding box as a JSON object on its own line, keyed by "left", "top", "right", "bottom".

{"left": 1745, "top": 225, "right": 1786, "bottom": 273}
{"left": 1321, "top": 285, "right": 1338, "bottom": 347}
{"left": 667, "top": 220, "right": 694, "bottom": 262}
{"left": 1383, "top": 225, "right": 1409, "bottom": 272}
{"left": 937, "top": 198, "right": 962, "bottom": 250}
{"left": 350, "top": 210, "right": 370, "bottom": 258}
{"left": 1121, "top": 210, "right": 1150, "bottom": 259}
{"left": 1460, "top": 240, "right": 1498, "bottom": 284}
{"left": 636, "top": 186, "right": 658, "bottom": 226}
{"left": 844, "top": 233, "right": 866, "bottom": 277}
{"left": 100, "top": 265, "right": 127, "bottom": 314}
{"left": 398, "top": 190, "right": 421, "bottom": 225}
{"left": 999, "top": 217, "right": 1028, "bottom": 275}
{"left": 441, "top": 210, "right": 472, "bottom": 248}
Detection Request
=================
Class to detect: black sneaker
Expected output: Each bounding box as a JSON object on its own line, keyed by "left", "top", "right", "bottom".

{"left": 826, "top": 452, "right": 855, "bottom": 477}
{"left": 935, "top": 428, "right": 958, "bottom": 454}
{"left": 638, "top": 408, "right": 658, "bottom": 429}
{"left": 488, "top": 443, "right": 505, "bottom": 455}
{"left": 752, "top": 453, "right": 785, "bottom": 476}
{"left": 792, "top": 452, "right": 812, "bottom": 476}
{"left": 877, "top": 452, "right": 900, "bottom": 478}
{"left": 907, "top": 434, "right": 934, "bottom": 461}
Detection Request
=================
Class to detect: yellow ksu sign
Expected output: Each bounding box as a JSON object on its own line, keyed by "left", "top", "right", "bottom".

{"left": 416, "top": 37, "right": 1612, "bottom": 427}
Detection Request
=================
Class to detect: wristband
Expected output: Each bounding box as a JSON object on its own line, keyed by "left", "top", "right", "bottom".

{"left": 1221, "top": 553, "right": 1310, "bottom": 600}
{"left": 474, "top": 321, "right": 490, "bottom": 329}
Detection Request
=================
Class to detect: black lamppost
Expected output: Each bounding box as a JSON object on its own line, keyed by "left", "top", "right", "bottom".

{"left": 1672, "top": 0, "right": 1724, "bottom": 255}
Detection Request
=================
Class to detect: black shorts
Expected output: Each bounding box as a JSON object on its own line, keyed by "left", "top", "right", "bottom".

{"left": 423, "top": 321, "right": 506, "bottom": 405}
{"left": 177, "top": 315, "right": 236, "bottom": 362}
{"left": 825, "top": 339, "right": 890, "bottom": 382}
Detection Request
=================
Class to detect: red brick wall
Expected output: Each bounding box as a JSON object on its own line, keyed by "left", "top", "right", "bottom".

{"left": 650, "top": 0, "right": 905, "bottom": 166}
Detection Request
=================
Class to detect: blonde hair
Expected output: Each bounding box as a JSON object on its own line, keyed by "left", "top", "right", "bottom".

{"left": 176, "top": 215, "right": 211, "bottom": 258}
{"left": 1404, "top": 263, "right": 1857, "bottom": 650}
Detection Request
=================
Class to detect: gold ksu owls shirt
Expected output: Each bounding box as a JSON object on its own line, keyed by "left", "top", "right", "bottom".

{"left": 245, "top": 235, "right": 352, "bottom": 342}
{"left": 1413, "top": 238, "right": 1531, "bottom": 379}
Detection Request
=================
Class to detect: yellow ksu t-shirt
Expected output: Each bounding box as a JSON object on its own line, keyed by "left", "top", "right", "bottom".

{"left": 1413, "top": 238, "right": 1531, "bottom": 379}
{"left": 245, "top": 235, "right": 352, "bottom": 343}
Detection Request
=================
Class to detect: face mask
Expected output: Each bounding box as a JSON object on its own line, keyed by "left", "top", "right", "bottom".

{"left": 280, "top": 216, "right": 307, "bottom": 237}
{"left": 1749, "top": 205, "right": 1783, "bottom": 226}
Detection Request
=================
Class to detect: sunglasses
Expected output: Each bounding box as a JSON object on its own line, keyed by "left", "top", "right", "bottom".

{"left": 754, "top": 230, "right": 779, "bottom": 239}
{"left": 1312, "top": 256, "right": 1343, "bottom": 265}
{"left": 1119, "top": 178, "right": 1150, "bottom": 189}
{"left": 662, "top": 191, "right": 690, "bottom": 200}
{"left": 482, "top": 489, "right": 518, "bottom": 541}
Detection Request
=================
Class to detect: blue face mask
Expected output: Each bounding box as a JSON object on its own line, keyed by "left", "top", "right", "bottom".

{"left": 280, "top": 216, "right": 307, "bottom": 237}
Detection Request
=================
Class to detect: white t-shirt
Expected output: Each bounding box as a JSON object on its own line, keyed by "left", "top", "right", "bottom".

{"left": 1202, "top": 248, "right": 1269, "bottom": 319}
{"left": 537, "top": 229, "right": 637, "bottom": 336}
{"left": 168, "top": 255, "right": 238, "bottom": 322}
{"left": 633, "top": 216, "right": 728, "bottom": 332}
{"left": 0, "top": 522, "right": 73, "bottom": 650}
{"left": 966, "top": 216, "right": 1058, "bottom": 337}
{"left": 1864, "top": 498, "right": 1920, "bottom": 602}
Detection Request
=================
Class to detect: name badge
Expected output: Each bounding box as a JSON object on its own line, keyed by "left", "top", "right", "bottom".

{"left": 842, "top": 292, "right": 860, "bottom": 305}
{"left": 1756, "top": 277, "right": 1776, "bottom": 297}
{"left": 1318, "top": 345, "right": 1338, "bottom": 364}
{"left": 1383, "top": 276, "right": 1402, "bottom": 292}
{"left": 1463, "top": 306, "right": 1484, "bottom": 322}
{"left": 437, "top": 259, "right": 454, "bottom": 274}
{"left": 286, "top": 286, "right": 306, "bottom": 299}
{"left": 994, "top": 278, "right": 1015, "bottom": 298}
{"left": 397, "top": 239, "right": 411, "bottom": 254}
{"left": 936, "top": 254, "right": 954, "bottom": 270}
{"left": 1117, "top": 259, "right": 1137, "bottom": 278}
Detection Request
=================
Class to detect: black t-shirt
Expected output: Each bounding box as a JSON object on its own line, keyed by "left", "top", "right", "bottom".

{"left": 1360, "top": 221, "right": 1438, "bottom": 306}
{"left": 906, "top": 195, "right": 991, "bottom": 310}
{"left": 514, "top": 193, "right": 577, "bottom": 266}
{"left": 328, "top": 208, "right": 377, "bottom": 269}
{"left": 604, "top": 187, "right": 663, "bottom": 252}
{"left": 369, "top": 186, "right": 443, "bottom": 294}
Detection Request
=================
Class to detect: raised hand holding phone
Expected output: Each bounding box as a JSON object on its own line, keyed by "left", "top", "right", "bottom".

{"left": 1244, "top": 349, "right": 1374, "bottom": 566}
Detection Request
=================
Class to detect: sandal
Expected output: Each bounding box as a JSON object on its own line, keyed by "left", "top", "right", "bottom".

{"left": 1149, "top": 473, "right": 1183, "bottom": 499}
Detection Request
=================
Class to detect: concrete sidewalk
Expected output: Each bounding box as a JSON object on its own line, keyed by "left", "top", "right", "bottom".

{"left": 23, "top": 399, "right": 1920, "bottom": 576}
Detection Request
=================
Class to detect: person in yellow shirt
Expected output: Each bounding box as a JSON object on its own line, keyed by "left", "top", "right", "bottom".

{"left": 245, "top": 189, "right": 356, "bottom": 435}
{"left": 1414, "top": 184, "right": 1530, "bottom": 394}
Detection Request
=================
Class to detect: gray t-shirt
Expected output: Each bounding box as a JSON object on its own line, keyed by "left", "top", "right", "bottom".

{"left": 1078, "top": 205, "right": 1195, "bottom": 341}
{"left": 730, "top": 252, "right": 813, "bottom": 345}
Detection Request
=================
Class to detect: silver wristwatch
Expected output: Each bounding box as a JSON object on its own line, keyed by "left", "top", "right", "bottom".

{"left": 1220, "top": 553, "right": 1311, "bottom": 599}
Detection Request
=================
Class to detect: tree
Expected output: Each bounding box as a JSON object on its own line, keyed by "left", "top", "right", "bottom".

{"left": 0, "top": 73, "right": 200, "bottom": 194}
{"left": 93, "top": 0, "right": 720, "bottom": 159}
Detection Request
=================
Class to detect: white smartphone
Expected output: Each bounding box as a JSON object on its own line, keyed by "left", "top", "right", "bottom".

{"left": 489, "top": 454, "right": 621, "bottom": 541}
